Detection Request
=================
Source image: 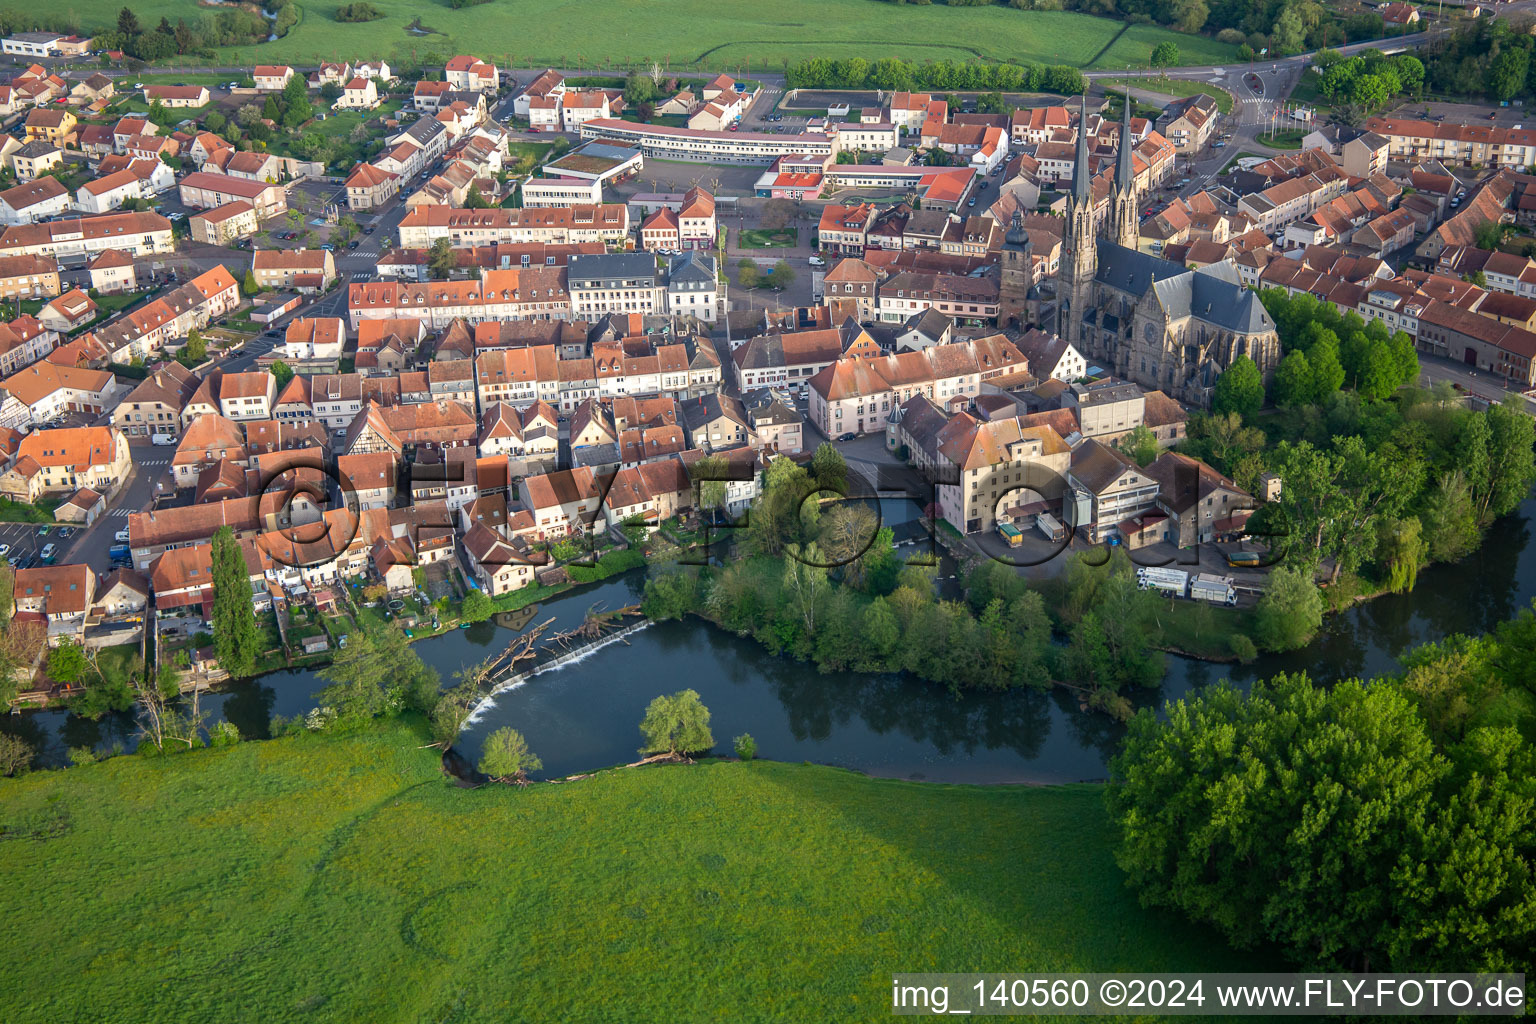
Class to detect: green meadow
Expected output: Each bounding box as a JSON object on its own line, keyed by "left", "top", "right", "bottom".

{"left": 0, "top": 718, "right": 1265, "bottom": 1023}
{"left": 110, "top": 0, "right": 1243, "bottom": 71}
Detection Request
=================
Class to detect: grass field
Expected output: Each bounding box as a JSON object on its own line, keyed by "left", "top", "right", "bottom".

{"left": 121, "top": 0, "right": 1242, "bottom": 71}
{"left": 739, "top": 228, "right": 798, "bottom": 248}
{"left": 0, "top": 718, "right": 1266, "bottom": 1023}
{"left": 1101, "top": 75, "right": 1235, "bottom": 115}
{"left": 1256, "top": 128, "right": 1308, "bottom": 149}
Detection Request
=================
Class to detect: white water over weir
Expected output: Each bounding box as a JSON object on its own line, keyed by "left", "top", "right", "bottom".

{"left": 461, "top": 620, "right": 653, "bottom": 729}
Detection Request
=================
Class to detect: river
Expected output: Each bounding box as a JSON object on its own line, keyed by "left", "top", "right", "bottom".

{"left": 8, "top": 494, "right": 1534, "bottom": 781}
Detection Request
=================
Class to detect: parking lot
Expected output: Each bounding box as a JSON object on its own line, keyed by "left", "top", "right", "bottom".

{"left": 0, "top": 520, "right": 84, "bottom": 572}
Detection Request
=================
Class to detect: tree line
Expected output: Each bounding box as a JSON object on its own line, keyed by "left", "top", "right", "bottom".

{"left": 785, "top": 57, "right": 1086, "bottom": 98}
{"left": 46, "top": 4, "right": 300, "bottom": 62}
{"left": 1108, "top": 604, "right": 1536, "bottom": 973}
{"left": 1422, "top": 19, "right": 1536, "bottom": 106}
{"left": 859, "top": 0, "right": 1407, "bottom": 61}
{"left": 1191, "top": 321, "right": 1534, "bottom": 599}
{"left": 641, "top": 444, "right": 1325, "bottom": 711}
{"left": 1311, "top": 49, "right": 1423, "bottom": 118}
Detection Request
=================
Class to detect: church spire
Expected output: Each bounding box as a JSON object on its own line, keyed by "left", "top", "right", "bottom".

{"left": 1072, "top": 93, "right": 1091, "bottom": 202}
{"left": 1005, "top": 206, "right": 1029, "bottom": 249}
{"left": 1116, "top": 94, "right": 1134, "bottom": 191}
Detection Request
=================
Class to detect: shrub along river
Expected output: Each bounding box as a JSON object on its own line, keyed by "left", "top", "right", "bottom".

{"left": 8, "top": 494, "right": 1536, "bottom": 781}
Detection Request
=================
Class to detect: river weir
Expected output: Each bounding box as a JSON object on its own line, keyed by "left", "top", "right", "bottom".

{"left": 463, "top": 620, "right": 653, "bottom": 727}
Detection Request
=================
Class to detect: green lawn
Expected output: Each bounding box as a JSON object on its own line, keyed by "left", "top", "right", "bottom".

{"left": 1101, "top": 75, "right": 1235, "bottom": 115}
{"left": 506, "top": 141, "right": 555, "bottom": 165}
{"left": 1257, "top": 128, "right": 1308, "bottom": 150}
{"left": 0, "top": 718, "right": 1264, "bottom": 1023}
{"left": 93, "top": 287, "right": 157, "bottom": 315}
{"left": 131, "top": 72, "right": 246, "bottom": 87}
{"left": 0, "top": 497, "right": 60, "bottom": 524}
{"left": 739, "top": 228, "right": 798, "bottom": 248}
{"left": 149, "top": 2, "right": 1242, "bottom": 70}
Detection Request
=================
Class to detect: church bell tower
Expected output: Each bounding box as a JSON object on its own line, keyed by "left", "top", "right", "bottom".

{"left": 1059, "top": 94, "right": 1098, "bottom": 350}
{"left": 1110, "top": 94, "right": 1140, "bottom": 249}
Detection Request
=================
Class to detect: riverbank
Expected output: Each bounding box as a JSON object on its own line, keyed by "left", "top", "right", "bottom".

{"left": 0, "top": 717, "right": 1265, "bottom": 1023}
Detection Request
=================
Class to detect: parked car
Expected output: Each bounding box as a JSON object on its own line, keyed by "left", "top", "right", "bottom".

{"left": 808, "top": 255, "right": 826, "bottom": 267}
{"left": 39, "top": 543, "right": 56, "bottom": 564}
{"left": 36, "top": 525, "right": 50, "bottom": 536}
{"left": 836, "top": 432, "right": 857, "bottom": 443}
{"left": 115, "top": 529, "right": 131, "bottom": 542}
{"left": 58, "top": 527, "right": 73, "bottom": 539}
{"left": 0, "top": 543, "right": 10, "bottom": 558}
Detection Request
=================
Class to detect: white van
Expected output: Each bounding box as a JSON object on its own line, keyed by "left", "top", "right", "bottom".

{"left": 151, "top": 432, "right": 177, "bottom": 446}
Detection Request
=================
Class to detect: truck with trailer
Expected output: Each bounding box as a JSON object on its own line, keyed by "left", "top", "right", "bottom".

{"left": 997, "top": 522, "right": 1023, "bottom": 548}
{"left": 1189, "top": 573, "right": 1238, "bottom": 606}
{"left": 1136, "top": 566, "right": 1189, "bottom": 596}
{"left": 1035, "top": 512, "right": 1065, "bottom": 543}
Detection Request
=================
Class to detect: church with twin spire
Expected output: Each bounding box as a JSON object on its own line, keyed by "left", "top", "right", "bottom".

{"left": 1042, "top": 95, "right": 1281, "bottom": 408}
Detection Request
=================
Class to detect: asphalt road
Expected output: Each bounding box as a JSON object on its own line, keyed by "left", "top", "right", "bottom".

{"left": 1417, "top": 353, "right": 1536, "bottom": 414}
{"left": 40, "top": 440, "right": 174, "bottom": 574}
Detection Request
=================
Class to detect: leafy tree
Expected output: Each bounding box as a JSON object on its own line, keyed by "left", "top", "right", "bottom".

{"left": 758, "top": 198, "right": 798, "bottom": 230}
{"left": 47, "top": 638, "right": 87, "bottom": 684}
{"left": 1253, "top": 566, "right": 1323, "bottom": 651}
{"left": 638, "top": 689, "right": 714, "bottom": 756}
{"left": 209, "top": 721, "right": 242, "bottom": 747}
{"left": 810, "top": 442, "right": 848, "bottom": 492}
{"left": 733, "top": 733, "right": 757, "bottom": 760}
{"left": 269, "top": 360, "right": 294, "bottom": 390}
{"left": 147, "top": 99, "right": 168, "bottom": 126}
{"left": 211, "top": 525, "right": 260, "bottom": 677}
{"left": 1113, "top": 424, "right": 1158, "bottom": 466}
{"left": 736, "top": 259, "right": 761, "bottom": 289}
{"left": 641, "top": 571, "right": 701, "bottom": 620}
{"left": 692, "top": 454, "right": 728, "bottom": 514}
{"left": 1150, "top": 42, "right": 1179, "bottom": 68}
{"left": 463, "top": 183, "right": 489, "bottom": 209}
{"left": 1107, "top": 669, "right": 1536, "bottom": 972}
{"left": 461, "top": 590, "right": 494, "bottom": 622}
{"left": 180, "top": 329, "right": 206, "bottom": 365}
{"left": 317, "top": 618, "right": 441, "bottom": 720}
{"left": 1480, "top": 401, "right": 1536, "bottom": 522}
{"left": 1212, "top": 354, "right": 1264, "bottom": 417}
{"left": 1269, "top": 350, "right": 1311, "bottom": 408}
{"left": 1379, "top": 516, "right": 1427, "bottom": 594}
{"left": 333, "top": 214, "right": 360, "bottom": 245}
{"left": 0, "top": 734, "right": 33, "bottom": 776}
{"left": 766, "top": 260, "right": 795, "bottom": 290}
{"left": 623, "top": 71, "right": 657, "bottom": 104}
{"left": 1422, "top": 471, "right": 1481, "bottom": 563}
{"left": 479, "top": 726, "right": 541, "bottom": 782}
{"left": 1475, "top": 219, "right": 1503, "bottom": 251}
{"left": 242, "top": 269, "right": 260, "bottom": 295}
{"left": 281, "top": 86, "right": 312, "bottom": 129}
{"left": 782, "top": 541, "right": 829, "bottom": 634}
{"left": 1307, "top": 337, "right": 1345, "bottom": 403}
{"left": 818, "top": 504, "right": 882, "bottom": 588}
{"left": 1489, "top": 47, "right": 1529, "bottom": 103}
{"left": 427, "top": 238, "right": 457, "bottom": 280}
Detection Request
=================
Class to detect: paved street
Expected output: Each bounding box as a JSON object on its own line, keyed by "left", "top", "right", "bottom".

{"left": 45, "top": 443, "right": 174, "bottom": 573}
